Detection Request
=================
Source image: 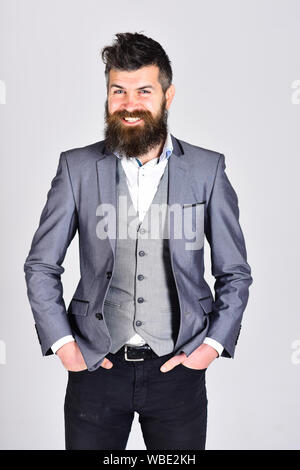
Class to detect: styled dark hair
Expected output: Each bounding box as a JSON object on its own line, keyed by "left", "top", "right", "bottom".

{"left": 101, "top": 32, "right": 173, "bottom": 93}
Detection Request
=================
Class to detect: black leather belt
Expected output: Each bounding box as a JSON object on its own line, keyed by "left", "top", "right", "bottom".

{"left": 113, "top": 344, "right": 159, "bottom": 361}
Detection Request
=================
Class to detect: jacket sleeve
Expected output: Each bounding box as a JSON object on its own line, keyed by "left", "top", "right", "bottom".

{"left": 24, "top": 152, "right": 78, "bottom": 356}
{"left": 204, "top": 153, "right": 253, "bottom": 358}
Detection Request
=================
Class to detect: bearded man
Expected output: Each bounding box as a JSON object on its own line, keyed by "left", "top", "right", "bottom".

{"left": 24, "top": 32, "right": 253, "bottom": 450}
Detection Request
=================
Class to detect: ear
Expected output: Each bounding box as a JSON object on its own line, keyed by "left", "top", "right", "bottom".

{"left": 165, "top": 84, "right": 175, "bottom": 110}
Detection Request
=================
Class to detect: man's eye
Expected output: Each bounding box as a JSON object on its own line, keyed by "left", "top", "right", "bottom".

{"left": 112, "top": 89, "right": 150, "bottom": 95}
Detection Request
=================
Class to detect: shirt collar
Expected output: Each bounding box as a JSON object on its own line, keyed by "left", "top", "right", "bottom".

{"left": 113, "top": 131, "right": 173, "bottom": 165}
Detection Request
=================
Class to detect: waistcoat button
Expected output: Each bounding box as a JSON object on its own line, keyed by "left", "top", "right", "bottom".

{"left": 137, "top": 274, "right": 144, "bottom": 280}
{"left": 139, "top": 250, "right": 145, "bottom": 256}
{"left": 137, "top": 297, "right": 144, "bottom": 303}
{"left": 136, "top": 320, "right": 142, "bottom": 326}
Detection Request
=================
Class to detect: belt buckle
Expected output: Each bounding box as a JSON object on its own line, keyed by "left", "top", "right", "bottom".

{"left": 124, "top": 344, "right": 144, "bottom": 361}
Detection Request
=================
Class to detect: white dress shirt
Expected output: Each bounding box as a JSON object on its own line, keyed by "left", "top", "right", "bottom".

{"left": 52, "top": 132, "right": 224, "bottom": 357}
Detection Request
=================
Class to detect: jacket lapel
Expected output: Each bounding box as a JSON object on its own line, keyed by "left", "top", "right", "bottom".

{"left": 96, "top": 149, "right": 117, "bottom": 256}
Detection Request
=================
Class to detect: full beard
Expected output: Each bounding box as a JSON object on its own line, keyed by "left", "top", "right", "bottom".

{"left": 104, "top": 97, "right": 169, "bottom": 158}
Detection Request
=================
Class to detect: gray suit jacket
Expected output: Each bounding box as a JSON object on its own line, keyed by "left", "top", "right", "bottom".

{"left": 24, "top": 134, "right": 253, "bottom": 369}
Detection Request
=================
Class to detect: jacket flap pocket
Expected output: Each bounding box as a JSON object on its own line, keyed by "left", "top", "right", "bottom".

{"left": 198, "top": 295, "right": 213, "bottom": 314}
{"left": 69, "top": 298, "right": 89, "bottom": 316}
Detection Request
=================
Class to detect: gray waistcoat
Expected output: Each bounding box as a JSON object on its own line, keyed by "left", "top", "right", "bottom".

{"left": 103, "top": 157, "right": 180, "bottom": 356}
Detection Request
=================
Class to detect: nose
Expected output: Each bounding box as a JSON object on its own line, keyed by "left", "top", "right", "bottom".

{"left": 121, "top": 92, "right": 142, "bottom": 113}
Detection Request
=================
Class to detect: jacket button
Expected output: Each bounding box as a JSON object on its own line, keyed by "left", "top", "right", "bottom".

{"left": 137, "top": 274, "right": 144, "bottom": 280}
{"left": 139, "top": 251, "right": 145, "bottom": 257}
{"left": 106, "top": 271, "right": 112, "bottom": 279}
{"left": 95, "top": 312, "right": 103, "bottom": 320}
{"left": 137, "top": 297, "right": 144, "bottom": 303}
{"left": 136, "top": 320, "right": 142, "bottom": 326}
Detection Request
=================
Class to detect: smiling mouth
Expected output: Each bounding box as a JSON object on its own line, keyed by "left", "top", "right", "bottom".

{"left": 122, "top": 117, "right": 143, "bottom": 125}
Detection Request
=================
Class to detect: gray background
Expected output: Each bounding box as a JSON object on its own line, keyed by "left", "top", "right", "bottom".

{"left": 0, "top": 0, "right": 299, "bottom": 450}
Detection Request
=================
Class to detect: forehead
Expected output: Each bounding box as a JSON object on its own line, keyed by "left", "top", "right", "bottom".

{"left": 109, "top": 65, "right": 160, "bottom": 88}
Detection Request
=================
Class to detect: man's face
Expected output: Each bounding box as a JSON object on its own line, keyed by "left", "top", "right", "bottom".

{"left": 104, "top": 65, "right": 174, "bottom": 158}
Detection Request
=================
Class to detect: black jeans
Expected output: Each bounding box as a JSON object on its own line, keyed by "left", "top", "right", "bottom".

{"left": 64, "top": 351, "right": 207, "bottom": 450}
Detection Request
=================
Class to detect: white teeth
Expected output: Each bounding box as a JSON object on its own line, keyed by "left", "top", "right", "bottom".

{"left": 124, "top": 117, "right": 141, "bottom": 122}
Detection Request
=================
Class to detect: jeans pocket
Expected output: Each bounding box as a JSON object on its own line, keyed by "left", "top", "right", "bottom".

{"left": 68, "top": 368, "right": 89, "bottom": 375}
{"left": 178, "top": 363, "right": 207, "bottom": 372}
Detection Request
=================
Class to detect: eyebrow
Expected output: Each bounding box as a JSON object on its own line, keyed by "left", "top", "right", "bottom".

{"left": 110, "top": 84, "right": 155, "bottom": 90}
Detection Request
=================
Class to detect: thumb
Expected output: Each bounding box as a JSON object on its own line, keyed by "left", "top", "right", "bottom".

{"left": 160, "top": 352, "right": 187, "bottom": 372}
{"left": 101, "top": 358, "right": 113, "bottom": 369}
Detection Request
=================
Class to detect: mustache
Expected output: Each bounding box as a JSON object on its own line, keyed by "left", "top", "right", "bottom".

{"left": 106, "top": 109, "right": 155, "bottom": 123}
